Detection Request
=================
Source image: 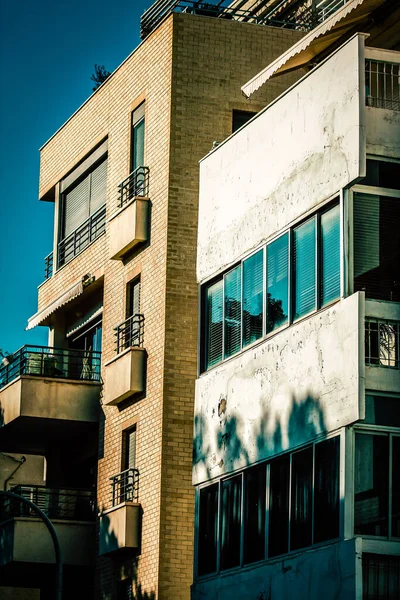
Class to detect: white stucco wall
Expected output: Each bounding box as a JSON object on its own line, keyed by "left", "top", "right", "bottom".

{"left": 193, "top": 293, "right": 363, "bottom": 485}
{"left": 192, "top": 539, "right": 358, "bottom": 600}
{"left": 197, "top": 34, "right": 366, "bottom": 283}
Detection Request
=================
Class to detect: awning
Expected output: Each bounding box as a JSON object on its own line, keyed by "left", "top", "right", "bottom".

{"left": 241, "top": 0, "right": 384, "bottom": 98}
{"left": 26, "top": 280, "right": 84, "bottom": 330}
{"left": 66, "top": 305, "right": 103, "bottom": 338}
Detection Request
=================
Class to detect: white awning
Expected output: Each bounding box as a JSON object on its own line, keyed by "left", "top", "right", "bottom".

{"left": 241, "top": 0, "right": 384, "bottom": 98}
{"left": 26, "top": 280, "right": 84, "bottom": 330}
{"left": 66, "top": 305, "right": 103, "bottom": 338}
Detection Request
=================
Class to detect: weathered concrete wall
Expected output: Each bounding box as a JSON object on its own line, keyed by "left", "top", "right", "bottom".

{"left": 193, "top": 293, "right": 362, "bottom": 485}
{"left": 0, "top": 453, "right": 45, "bottom": 490}
{"left": 197, "top": 34, "right": 366, "bottom": 282}
{"left": 366, "top": 106, "right": 400, "bottom": 158}
{"left": 192, "top": 539, "right": 358, "bottom": 600}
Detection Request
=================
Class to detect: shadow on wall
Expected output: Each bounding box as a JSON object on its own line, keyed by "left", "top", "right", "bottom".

{"left": 193, "top": 391, "right": 327, "bottom": 480}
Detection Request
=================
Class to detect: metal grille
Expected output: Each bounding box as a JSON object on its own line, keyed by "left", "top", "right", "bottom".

{"left": 363, "top": 554, "right": 400, "bottom": 600}
{"left": 365, "top": 319, "right": 399, "bottom": 369}
{"left": 118, "top": 166, "right": 149, "bottom": 208}
{"left": 58, "top": 204, "right": 106, "bottom": 268}
{"left": 1, "top": 485, "right": 95, "bottom": 521}
{"left": 44, "top": 252, "right": 53, "bottom": 280}
{"left": 366, "top": 60, "right": 400, "bottom": 112}
{"left": 115, "top": 314, "right": 145, "bottom": 354}
{"left": 0, "top": 345, "right": 102, "bottom": 389}
{"left": 110, "top": 468, "right": 139, "bottom": 507}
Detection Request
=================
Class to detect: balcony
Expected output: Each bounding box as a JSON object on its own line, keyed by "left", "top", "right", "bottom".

{"left": 364, "top": 300, "right": 400, "bottom": 394}
{"left": 0, "top": 346, "right": 102, "bottom": 453}
{"left": 109, "top": 167, "right": 150, "bottom": 260}
{"left": 57, "top": 204, "right": 106, "bottom": 269}
{"left": 0, "top": 485, "right": 95, "bottom": 567}
{"left": 104, "top": 314, "right": 146, "bottom": 406}
{"left": 99, "top": 468, "right": 141, "bottom": 555}
{"left": 44, "top": 251, "right": 53, "bottom": 280}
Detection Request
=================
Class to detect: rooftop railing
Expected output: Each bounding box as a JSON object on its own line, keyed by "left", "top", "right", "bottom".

{"left": 118, "top": 166, "right": 150, "bottom": 208}
{"left": 110, "top": 468, "right": 139, "bottom": 507}
{"left": 114, "top": 314, "right": 145, "bottom": 354}
{"left": 58, "top": 204, "right": 106, "bottom": 269}
{"left": 44, "top": 251, "right": 53, "bottom": 280}
{"left": 0, "top": 345, "right": 102, "bottom": 390}
{"left": 366, "top": 59, "right": 400, "bottom": 112}
{"left": 0, "top": 485, "right": 95, "bottom": 522}
{"left": 365, "top": 318, "right": 399, "bottom": 369}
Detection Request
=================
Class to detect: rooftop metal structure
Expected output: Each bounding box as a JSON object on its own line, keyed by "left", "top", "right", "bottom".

{"left": 140, "top": 0, "right": 349, "bottom": 39}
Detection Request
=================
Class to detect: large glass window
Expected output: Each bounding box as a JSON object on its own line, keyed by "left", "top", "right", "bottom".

{"left": 269, "top": 455, "right": 290, "bottom": 557}
{"left": 320, "top": 204, "right": 341, "bottom": 306}
{"left": 243, "top": 250, "right": 263, "bottom": 347}
{"left": 293, "top": 218, "right": 316, "bottom": 319}
{"left": 267, "top": 234, "right": 288, "bottom": 333}
{"left": 314, "top": 436, "right": 340, "bottom": 543}
{"left": 290, "top": 447, "right": 313, "bottom": 550}
{"left": 224, "top": 267, "right": 241, "bottom": 359}
{"left": 243, "top": 464, "right": 266, "bottom": 565}
{"left": 205, "top": 280, "right": 223, "bottom": 369}
{"left": 220, "top": 475, "right": 241, "bottom": 570}
{"left": 198, "top": 484, "right": 219, "bottom": 576}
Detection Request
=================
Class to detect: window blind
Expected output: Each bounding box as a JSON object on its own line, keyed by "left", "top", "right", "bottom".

{"left": 206, "top": 280, "right": 223, "bottom": 369}
{"left": 320, "top": 204, "right": 340, "bottom": 306}
{"left": 224, "top": 266, "right": 241, "bottom": 358}
{"left": 267, "top": 233, "right": 289, "bottom": 332}
{"left": 64, "top": 176, "right": 90, "bottom": 238}
{"left": 90, "top": 158, "right": 108, "bottom": 214}
{"left": 294, "top": 218, "right": 316, "bottom": 319}
{"left": 243, "top": 250, "right": 263, "bottom": 347}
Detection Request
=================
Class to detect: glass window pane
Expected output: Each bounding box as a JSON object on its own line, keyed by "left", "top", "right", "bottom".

{"left": 354, "top": 433, "right": 389, "bottom": 537}
{"left": 362, "top": 554, "right": 400, "bottom": 600}
{"left": 224, "top": 267, "right": 241, "bottom": 358}
{"left": 198, "top": 484, "right": 219, "bottom": 576}
{"left": 243, "top": 250, "right": 263, "bottom": 347}
{"left": 244, "top": 465, "right": 266, "bottom": 565}
{"left": 392, "top": 436, "right": 400, "bottom": 538}
{"left": 205, "top": 280, "right": 223, "bottom": 369}
{"left": 269, "top": 455, "right": 289, "bottom": 557}
{"left": 320, "top": 205, "right": 340, "bottom": 306}
{"left": 314, "top": 437, "right": 340, "bottom": 543}
{"left": 133, "top": 117, "right": 145, "bottom": 171}
{"left": 290, "top": 447, "right": 313, "bottom": 551}
{"left": 267, "top": 233, "right": 289, "bottom": 333}
{"left": 293, "top": 219, "right": 316, "bottom": 319}
{"left": 221, "top": 475, "right": 242, "bottom": 570}
{"left": 364, "top": 395, "right": 400, "bottom": 428}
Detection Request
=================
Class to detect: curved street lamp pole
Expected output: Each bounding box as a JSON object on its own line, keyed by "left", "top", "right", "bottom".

{"left": 0, "top": 490, "right": 63, "bottom": 600}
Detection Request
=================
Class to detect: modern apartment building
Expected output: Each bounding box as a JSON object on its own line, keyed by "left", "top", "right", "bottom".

{"left": 0, "top": 2, "right": 309, "bottom": 599}
{"left": 192, "top": 1, "right": 400, "bottom": 599}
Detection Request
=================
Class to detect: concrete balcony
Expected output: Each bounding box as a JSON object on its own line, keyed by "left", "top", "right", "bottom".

{"left": 104, "top": 315, "right": 146, "bottom": 405}
{"left": 0, "top": 346, "right": 101, "bottom": 453}
{"left": 0, "top": 485, "right": 95, "bottom": 567}
{"left": 99, "top": 468, "right": 141, "bottom": 555}
{"left": 109, "top": 167, "right": 150, "bottom": 260}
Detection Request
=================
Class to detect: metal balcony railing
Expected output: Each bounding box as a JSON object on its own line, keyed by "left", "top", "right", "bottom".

{"left": 118, "top": 166, "right": 150, "bottom": 208}
{"left": 114, "top": 314, "right": 145, "bottom": 354}
{"left": 0, "top": 485, "right": 95, "bottom": 522}
{"left": 365, "top": 319, "right": 399, "bottom": 369}
{"left": 0, "top": 345, "right": 102, "bottom": 390}
{"left": 110, "top": 468, "right": 139, "bottom": 507}
{"left": 58, "top": 205, "right": 106, "bottom": 268}
{"left": 44, "top": 251, "right": 53, "bottom": 280}
{"left": 316, "top": 0, "right": 347, "bottom": 22}
{"left": 366, "top": 60, "right": 400, "bottom": 112}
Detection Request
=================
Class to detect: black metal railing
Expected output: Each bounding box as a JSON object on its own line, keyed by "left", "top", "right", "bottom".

{"left": 44, "top": 252, "right": 53, "bottom": 280}
{"left": 58, "top": 205, "right": 106, "bottom": 268}
{"left": 118, "top": 166, "right": 149, "bottom": 208}
{"left": 316, "top": 0, "right": 348, "bottom": 22}
{"left": 110, "top": 468, "right": 139, "bottom": 507}
{"left": 366, "top": 60, "right": 400, "bottom": 112}
{"left": 114, "top": 314, "right": 145, "bottom": 354}
{"left": 0, "top": 345, "right": 102, "bottom": 390}
{"left": 0, "top": 485, "right": 95, "bottom": 522}
{"left": 365, "top": 318, "right": 399, "bottom": 369}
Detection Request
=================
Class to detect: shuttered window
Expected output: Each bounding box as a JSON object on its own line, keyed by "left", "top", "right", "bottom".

{"left": 320, "top": 204, "right": 341, "bottom": 306}
{"left": 294, "top": 218, "right": 316, "bottom": 319}
{"left": 61, "top": 155, "right": 107, "bottom": 240}
{"left": 267, "top": 233, "right": 289, "bottom": 333}
{"left": 354, "top": 193, "right": 400, "bottom": 301}
{"left": 127, "top": 278, "right": 141, "bottom": 318}
{"left": 243, "top": 250, "right": 263, "bottom": 347}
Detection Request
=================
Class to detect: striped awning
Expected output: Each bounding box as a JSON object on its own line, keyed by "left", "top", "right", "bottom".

{"left": 241, "top": 0, "right": 384, "bottom": 98}
{"left": 66, "top": 305, "right": 103, "bottom": 338}
{"left": 26, "top": 280, "right": 84, "bottom": 330}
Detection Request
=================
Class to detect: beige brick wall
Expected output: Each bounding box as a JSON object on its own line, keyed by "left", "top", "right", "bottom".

{"left": 35, "top": 11, "right": 303, "bottom": 600}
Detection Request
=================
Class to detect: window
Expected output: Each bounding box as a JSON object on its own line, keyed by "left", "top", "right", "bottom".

{"left": 354, "top": 431, "right": 399, "bottom": 539}
{"left": 59, "top": 140, "right": 108, "bottom": 267}
{"left": 365, "top": 320, "right": 399, "bottom": 370}
{"left": 363, "top": 554, "right": 400, "bottom": 600}
{"left": 201, "top": 202, "right": 340, "bottom": 371}
{"left": 196, "top": 437, "right": 340, "bottom": 577}
{"left": 123, "top": 426, "right": 136, "bottom": 471}
{"left": 364, "top": 395, "right": 400, "bottom": 428}
{"left": 68, "top": 316, "right": 102, "bottom": 380}
{"left": 353, "top": 192, "right": 400, "bottom": 301}
{"left": 131, "top": 104, "right": 145, "bottom": 173}
{"left": 232, "top": 110, "right": 257, "bottom": 133}
{"left": 361, "top": 159, "right": 400, "bottom": 190}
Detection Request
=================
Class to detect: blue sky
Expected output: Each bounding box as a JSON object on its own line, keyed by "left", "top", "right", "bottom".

{"left": 0, "top": 0, "right": 151, "bottom": 353}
